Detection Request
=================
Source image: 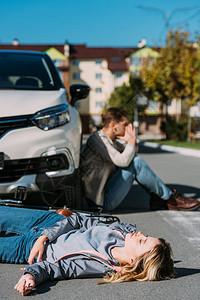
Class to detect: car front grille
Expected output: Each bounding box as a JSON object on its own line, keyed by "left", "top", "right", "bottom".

{"left": 0, "top": 154, "right": 69, "bottom": 182}
{"left": 0, "top": 115, "right": 33, "bottom": 139}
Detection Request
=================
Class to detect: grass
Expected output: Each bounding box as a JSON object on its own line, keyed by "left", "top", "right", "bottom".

{"left": 145, "top": 140, "right": 200, "bottom": 150}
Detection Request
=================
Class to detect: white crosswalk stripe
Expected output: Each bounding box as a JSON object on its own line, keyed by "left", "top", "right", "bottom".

{"left": 158, "top": 210, "right": 200, "bottom": 250}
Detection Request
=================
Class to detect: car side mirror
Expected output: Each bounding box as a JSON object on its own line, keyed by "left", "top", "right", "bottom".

{"left": 70, "top": 84, "right": 90, "bottom": 106}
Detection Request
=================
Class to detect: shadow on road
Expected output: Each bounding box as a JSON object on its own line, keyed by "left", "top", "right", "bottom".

{"left": 113, "top": 184, "right": 200, "bottom": 214}
{"left": 31, "top": 280, "right": 58, "bottom": 296}
{"left": 174, "top": 266, "right": 200, "bottom": 278}
{"left": 174, "top": 260, "right": 200, "bottom": 278}
{"left": 138, "top": 143, "right": 173, "bottom": 154}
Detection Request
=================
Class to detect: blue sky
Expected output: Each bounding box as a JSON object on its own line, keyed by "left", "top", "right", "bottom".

{"left": 0, "top": 0, "right": 200, "bottom": 47}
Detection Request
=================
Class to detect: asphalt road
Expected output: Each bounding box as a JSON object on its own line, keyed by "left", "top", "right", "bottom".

{"left": 0, "top": 144, "right": 200, "bottom": 300}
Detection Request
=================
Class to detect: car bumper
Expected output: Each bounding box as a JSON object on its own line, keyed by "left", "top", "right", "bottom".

{"left": 0, "top": 168, "right": 81, "bottom": 208}
{"left": 1, "top": 110, "right": 81, "bottom": 169}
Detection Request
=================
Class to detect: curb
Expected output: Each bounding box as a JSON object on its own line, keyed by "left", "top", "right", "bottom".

{"left": 142, "top": 142, "right": 200, "bottom": 158}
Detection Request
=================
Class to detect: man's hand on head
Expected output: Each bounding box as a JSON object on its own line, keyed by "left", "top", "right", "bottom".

{"left": 117, "top": 123, "right": 137, "bottom": 145}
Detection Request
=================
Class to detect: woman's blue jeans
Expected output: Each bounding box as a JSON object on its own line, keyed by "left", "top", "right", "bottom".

{"left": 0, "top": 206, "right": 63, "bottom": 264}
{"left": 104, "top": 155, "right": 171, "bottom": 210}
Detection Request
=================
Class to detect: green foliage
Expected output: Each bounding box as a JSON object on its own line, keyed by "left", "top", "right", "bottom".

{"left": 161, "top": 116, "right": 188, "bottom": 141}
{"left": 148, "top": 140, "right": 200, "bottom": 150}
{"left": 107, "top": 29, "right": 200, "bottom": 141}
{"left": 108, "top": 75, "right": 148, "bottom": 121}
{"left": 143, "top": 29, "right": 200, "bottom": 107}
{"left": 108, "top": 82, "right": 134, "bottom": 121}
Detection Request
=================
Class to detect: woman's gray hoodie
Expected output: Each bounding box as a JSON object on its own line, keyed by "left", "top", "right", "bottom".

{"left": 24, "top": 213, "right": 137, "bottom": 285}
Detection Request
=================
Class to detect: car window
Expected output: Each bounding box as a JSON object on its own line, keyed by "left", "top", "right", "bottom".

{"left": 0, "top": 52, "right": 62, "bottom": 90}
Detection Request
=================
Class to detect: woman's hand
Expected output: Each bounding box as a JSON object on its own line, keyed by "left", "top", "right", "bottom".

{"left": 28, "top": 235, "right": 48, "bottom": 264}
{"left": 14, "top": 274, "right": 35, "bottom": 296}
{"left": 118, "top": 123, "right": 137, "bottom": 145}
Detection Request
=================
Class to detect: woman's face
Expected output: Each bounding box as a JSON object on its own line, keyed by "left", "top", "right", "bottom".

{"left": 124, "top": 231, "right": 160, "bottom": 264}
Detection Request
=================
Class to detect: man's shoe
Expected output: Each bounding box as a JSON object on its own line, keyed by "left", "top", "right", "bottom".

{"left": 149, "top": 193, "right": 168, "bottom": 210}
{"left": 150, "top": 190, "right": 200, "bottom": 211}
{"left": 167, "top": 190, "right": 200, "bottom": 211}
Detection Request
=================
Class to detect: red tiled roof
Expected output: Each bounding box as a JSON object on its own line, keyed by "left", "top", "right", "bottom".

{"left": 0, "top": 44, "right": 65, "bottom": 53}
{"left": 70, "top": 44, "right": 137, "bottom": 71}
{"left": 1, "top": 43, "right": 155, "bottom": 71}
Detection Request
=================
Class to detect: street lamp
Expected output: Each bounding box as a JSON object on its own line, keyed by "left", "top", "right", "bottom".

{"left": 134, "top": 94, "right": 148, "bottom": 136}
{"left": 136, "top": 5, "right": 198, "bottom": 42}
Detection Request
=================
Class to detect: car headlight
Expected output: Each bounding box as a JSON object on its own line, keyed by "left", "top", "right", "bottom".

{"left": 31, "top": 104, "right": 70, "bottom": 130}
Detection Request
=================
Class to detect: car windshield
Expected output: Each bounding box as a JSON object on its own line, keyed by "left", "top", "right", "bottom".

{"left": 0, "top": 52, "right": 62, "bottom": 90}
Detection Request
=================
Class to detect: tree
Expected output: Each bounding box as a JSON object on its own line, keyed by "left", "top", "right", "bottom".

{"left": 143, "top": 30, "right": 200, "bottom": 109}
{"left": 108, "top": 75, "right": 148, "bottom": 121}
{"left": 143, "top": 30, "right": 200, "bottom": 141}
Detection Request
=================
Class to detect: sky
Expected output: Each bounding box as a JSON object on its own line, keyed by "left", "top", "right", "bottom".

{"left": 0, "top": 0, "right": 200, "bottom": 47}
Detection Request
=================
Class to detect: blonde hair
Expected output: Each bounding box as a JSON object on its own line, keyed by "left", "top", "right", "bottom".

{"left": 97, "top": 238, "right": 174, "bottom": 284}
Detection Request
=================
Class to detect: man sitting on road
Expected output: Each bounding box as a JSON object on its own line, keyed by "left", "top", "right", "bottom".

{"left": 81, "top": 107, "right": 199, "bottom": 211}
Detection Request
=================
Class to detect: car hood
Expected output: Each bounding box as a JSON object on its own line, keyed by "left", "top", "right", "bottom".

{"left": 0, "top": 88, "right": 68, "bottom": 117}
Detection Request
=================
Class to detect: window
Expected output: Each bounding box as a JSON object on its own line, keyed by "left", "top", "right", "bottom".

{"left": 73, "top": 73, "right": 80, "bottom": 80}
{"left": 0, "top": 52, "right": 63, "bottom": 90}
{"left": 115, "top": 72, "right": 122, "bottom": 78}
{"left": 72, "top": 60, "right": 80, "bottom": 66}
{"left": 96, "top": 73, "right": 102, "bottom": 79}
{"left": 54, "top": 60, "right": 62, "bottom": 67}
{"left": 131, "top": 57, "right": 142, "bottom": 66}
{"left": 96, "top": 60, "right": 102, "bottom": 65}
{"left": 111, "top": 57, "right": 121, "bottom": 62}
{"left": 95, "top": 88, "right": 102, "bottom": 93}
{"left": 96, "top": 101, "right": 104, "bottom": 108}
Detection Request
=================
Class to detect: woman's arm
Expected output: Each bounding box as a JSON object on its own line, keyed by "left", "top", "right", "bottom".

{"left": 28, "top": 215, "right": 107, "bottom": 266}
{"left": 28, "top": 215, "right": 89, "bottom": 264}
{"left": 14, "top": 261, "right": 63, "bottom": 296}
{"left": 22, "top": 257, "right": 110, "bottom": 287}
{"left": 22, "top": 261, "right": 64, "bottom": 286}
{"left": 41, "top": 213, "right": 107, "bottom": 242}
{"left": 28, "top": 235, "right": 48, "bottom": 264}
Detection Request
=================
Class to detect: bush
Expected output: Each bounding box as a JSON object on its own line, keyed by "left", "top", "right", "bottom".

{"left": 161, "top": 116, "right": 188, "bottom": 141}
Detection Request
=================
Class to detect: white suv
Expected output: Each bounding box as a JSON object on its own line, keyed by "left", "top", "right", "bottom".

{"left": 0, "top": 50, "right": 89, "bottom": 208}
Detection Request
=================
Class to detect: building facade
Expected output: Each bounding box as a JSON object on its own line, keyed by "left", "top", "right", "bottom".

{"left": 1, "top": 41, "right": 176, "bottom": 135}
{"left": 69, "top": 45, "right": 136, "bottom": 129}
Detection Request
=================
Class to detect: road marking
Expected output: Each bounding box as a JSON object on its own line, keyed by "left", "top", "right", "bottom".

{"left": 143, "top": 142, "right": 200, "bottom": 158}
{"left": 158, "top": 211, "right": 200, "bottom": 250}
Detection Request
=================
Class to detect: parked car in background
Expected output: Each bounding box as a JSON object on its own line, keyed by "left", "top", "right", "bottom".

{"left": 0, "top": 50, "right": 90, "bottom": 208}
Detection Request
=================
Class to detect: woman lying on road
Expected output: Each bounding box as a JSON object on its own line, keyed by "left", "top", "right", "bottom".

{"left": 0, "top": 206, "right": 174, "bottom": 296}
